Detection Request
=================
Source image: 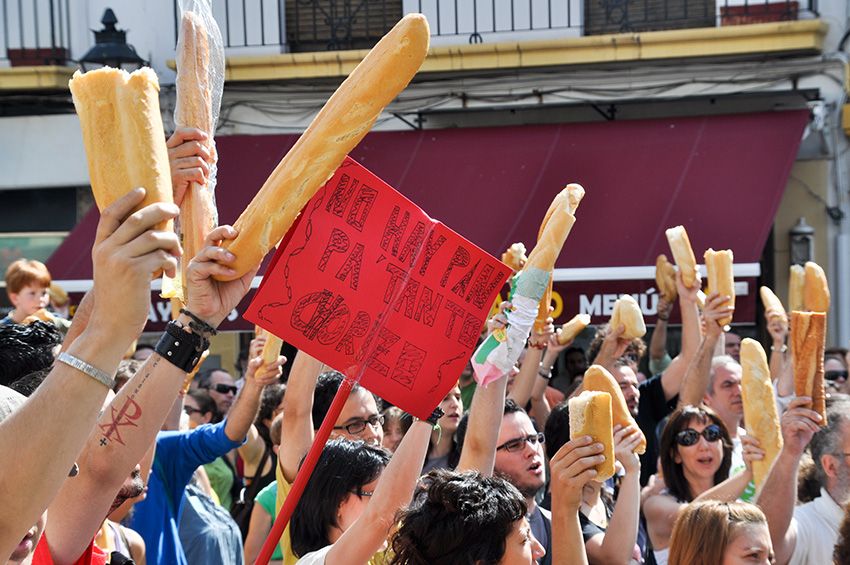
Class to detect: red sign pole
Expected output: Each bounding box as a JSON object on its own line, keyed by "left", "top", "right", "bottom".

{"left": 254, "top": 377, "right": 354, "bottom": 565}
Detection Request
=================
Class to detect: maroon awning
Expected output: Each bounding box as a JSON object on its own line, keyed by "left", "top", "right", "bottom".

{"left": 47, "top": 110, "right": 807, "bottom": 329}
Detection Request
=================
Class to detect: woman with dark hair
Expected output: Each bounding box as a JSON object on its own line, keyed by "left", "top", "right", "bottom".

{"left": 290, "top": 413, "right": 434, "bottom": 564}
{"left": 184, "top": 389, "right": 218, "bottom": 428}
{"left": 643, "top": 405, "right": 762, "bottom": 565}
{"left": 668, "top": 500, "right": 773, "bottom": 565}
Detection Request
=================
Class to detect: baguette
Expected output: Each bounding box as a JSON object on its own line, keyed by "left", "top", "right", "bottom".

{"left": 704, "top": 249, "right": 735, "bottom": 327}
{"left": 609, "top": 295, "right": 646, "bottom": 339}
{"left": 665, "top": 226, "right": 698, "bottom": 289}
{"left": 501, "top": 243, "right": 528, "bottom": 272}
{"left": 582, "top": 365, "right": 646, "bottom": 454}
{"left": 740, "top": 338, "right": 783, "bottom": 490}
{"left": 655, "top": 254, "right": 678, "bottom": 302}
{"left": 255, "top": 325, "right": 284, "bottom": 367}
{"left": 759, "top": 286, "right": 787, "bottom": 324}
{"left": 530, "top": 184, "right": 585, "bottom": 332}
{"left": 804, "top": 261, "right": 830, "bottom": 313}
{"left": 569, "top": 390, "right": 616, "bottom": 481}
{"left": 216, "top": 14, "right": 430, "bottom": 280}
{"left": 69, "top": 67, "right": 173, "bottom": 231}
{"left": 558, "top": 314, "right": 591, "bottom": 345}
{"left": 789, "top": 265, "right": 805, "bottom": 313}
{"left": 791, "top": 311, "right": 826, "bottom": 424}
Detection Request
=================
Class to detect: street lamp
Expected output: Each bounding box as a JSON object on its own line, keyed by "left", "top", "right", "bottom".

{"left": 79, "top": 8, "right": 147, "bottom": 72}
{"left": 789, "top": 217, "right": 815, "bottom": 266}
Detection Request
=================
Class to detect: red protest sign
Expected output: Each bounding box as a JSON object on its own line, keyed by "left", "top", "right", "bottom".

{"left": 244, "top": 157, "right": 510, "bottom": 418}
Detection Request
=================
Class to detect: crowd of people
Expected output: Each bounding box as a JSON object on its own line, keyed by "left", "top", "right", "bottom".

{"left": 2, "top": 128, "right": 850, "bottom": 565}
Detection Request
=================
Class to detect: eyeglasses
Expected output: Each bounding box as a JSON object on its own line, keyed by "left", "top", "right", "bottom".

{"left": 826, "top": 370, "right": 849, "bottom": 382}
{"left": 675, "top": 424, "right": 723, "bottom": 447}
{"left": 333, "top": 414, "right": 384, "bottom": 435}
{"left": 212, "top": 384, "right": 238, "bottom": 395}
{"left": 349, "top": 489, "right": 374, "bottom": 498}
{"left": 184, "top": 406, "right": 203, "bottom": 416}
{"left": 496, "top": 432, "right": 545, "bottom": 453}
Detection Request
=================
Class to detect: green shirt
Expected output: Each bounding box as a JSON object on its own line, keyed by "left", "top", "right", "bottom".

{"left": 256, "top": 481, "right": 284, "bottom": 561}
{"left": 204, "top": 457, "right": 235, "bottom": 511}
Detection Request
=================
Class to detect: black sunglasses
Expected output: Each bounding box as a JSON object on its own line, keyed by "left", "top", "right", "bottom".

{"left": 675, "top": 424, "right": 723, "bottom": 447}
{"left": 826, "top": 370, "right": 849, "bottom": 382}
{"left": 213, "top": 384, "right": 238, "bottom": 395}
{"left": 184, "top": 406, "right": 204, "bottom": 416}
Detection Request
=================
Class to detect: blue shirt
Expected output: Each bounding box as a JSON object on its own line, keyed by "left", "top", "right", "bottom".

{"left": 130, "top": 421, "right": 244, "bottom": 565}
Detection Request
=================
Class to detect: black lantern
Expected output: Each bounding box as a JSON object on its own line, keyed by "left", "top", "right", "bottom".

{"left": 789, "top": 217, "right": 815, "bottom": 266}
{"left": 79, "top": 8, "right": 147, "bottom": 72}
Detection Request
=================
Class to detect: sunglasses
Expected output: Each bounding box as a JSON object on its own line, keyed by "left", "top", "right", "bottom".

{"left": 826, "top": 370, "right": 849, "bottom": 382}
{"left": 184, "top": 406, "right": 204, "bottom": 416}
{"left": 675, "top": 424, "right": 723, "bottom": 447}
{"left": 213, "top": 384, "right": 238, "bottom": 395}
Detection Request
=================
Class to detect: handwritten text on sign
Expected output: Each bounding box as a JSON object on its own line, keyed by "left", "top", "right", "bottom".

{"left": 245, "top": 157, "right": 511, "bottom": 418}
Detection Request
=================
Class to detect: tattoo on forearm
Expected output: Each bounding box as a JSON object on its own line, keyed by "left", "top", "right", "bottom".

{"left": 98, "top": 357, "right": 160, "bottom": 446}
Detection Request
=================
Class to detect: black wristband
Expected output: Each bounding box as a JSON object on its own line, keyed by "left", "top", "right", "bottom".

{"left": 426, "top": 407, "right": 445, "bottom": 426}
{"left": 155, "top": 321, "right": 209, "bottom": 373}
{"left": 179, "top": 308, "right": 218, "bottom": 339}
{"left": 538, "top": 368, "right": 552, "bottom": 381}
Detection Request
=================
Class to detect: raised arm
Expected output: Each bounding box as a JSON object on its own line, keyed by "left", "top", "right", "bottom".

{"left": 44, "top": 224, "right": 263, "bottom": 563}
{"left": 756, "top": 397, "right": 821, "bottom": 565}
{"left": 649, "top": 297, "right": 673, "bottom": 364}
{"left": 585, "top": 425, "right": 642, "bottom": 565}
{"left": 676, "top": 293, "right": 732, "bottom": 407}
{"left": 660, "top": 271, "right": 705, "bottom": 400}
{"left": 765, "top": 311, "right": 793, "bottom": 397}
{"left": 225, "top": 356, "right": 283, "bottom": 442}
{"left": 457, "top": 373, "right": 508, "bottom": 475}
{"left": 279, "top": 350, "right": 325, "bottom": 482}
{"left": 0, "top": 190, "right": 180, "bottom": 559}
{"left": 508, "top": 343, "right": 543, "bottom": 409}
{"left": 326, "top": 419, "right": 433, "bottom": 564}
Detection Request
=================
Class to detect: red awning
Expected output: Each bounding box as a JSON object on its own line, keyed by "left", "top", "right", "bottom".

{"left": 47, "top": 110, "right": 807, "bottom": 328}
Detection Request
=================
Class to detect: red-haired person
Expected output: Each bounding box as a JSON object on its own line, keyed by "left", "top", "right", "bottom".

{"left": 2, "top": 259, "right": 51, "bottom": 325}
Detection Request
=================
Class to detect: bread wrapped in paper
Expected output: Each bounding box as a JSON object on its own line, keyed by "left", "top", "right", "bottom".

{"left": 582, "top": 365, "right": 646, "bottom": 454}
{"left": 569, "top": 391, "right": 615, "bottom": 481}
{"left": 609, "top": 295, "right": 646, "bottom": 339}
{"left": 665, "top": 225, "right": 698, "bottom": 289}
{"left": 531, "top": 184, "right": 585, "bottom": 333}
{"left": 217, "top": 14, "right": 431, "bottom": 280}
{"left": 655, "top": 254, "right": 678, "bottom": 302}
{"left": 740, "top": 338, "right": 783, "bottom": 491}
{"left": 69, "top": 67, "right": 173, "bottom": 232}
{"left": 791, "top": 311, "right": 826, "bottom": 424}
{"left": 704, "top": 248, "right": 735, "bottom": 327}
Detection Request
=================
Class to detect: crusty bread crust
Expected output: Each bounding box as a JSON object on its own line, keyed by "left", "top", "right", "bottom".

{"left": 558, "top": 314, "right": 591, "bottom": 345}
{"left": 569, "top": 390, "right": 616, "bottom": 481}
{"left": 665, "top": 225, "right": 697, "bottom": 289}
{"left": 759, "top": 286, "right": 787, "bottom": 323}
{"left": 740, "top": 338, "right": 783, "bottom": 490}
{"left": 610, "top": 295, "right": 646, "bottom": 339}
{"left": 216, "top": 14, "right": 431, "bottom": 280}
{"left": 704, "top": 248, "right": 735, "bottom": 326}
{"left": 582, "top": 365, "right": 646, "bottom": 454}
{"left": 655, "top": 254, "right": 678, "bottom": 302}
{"left": 789, "top": 265, "right": 805, "bottom": 313}
{"left": 791, "top": 311, "right": 826, "bottom": 424}
{"left": 803, "top": 261, "right": 830, "bottom": 313}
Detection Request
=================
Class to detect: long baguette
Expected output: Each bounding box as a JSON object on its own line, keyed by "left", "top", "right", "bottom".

{"left": 655, "top": 254, "right": 678, "bottom": 302}
{"left": 791, "top": 311, "right": 826, "bottom": 424}
{"left": 216, "top": 14, "right": 430, "bottom": 280}
{"left": 740, "top": 338, "right": 783, "bottom": 491}
{"left": 803, "top": 261, "right": 830, "bottom": 313}
{"left": 569, "top": 391, "right": 615, "bottom": 481}
{"left": 704, "top": 249, "right": 735, "bottom": 327}
{"left": 665, "top": 226, "right": 697, "bottom": 289}
{"left": 69, "top": 67, "right": 173, "bottom": 230}
{"left": 582, "top": 365, "right": 646, "bottom": 454}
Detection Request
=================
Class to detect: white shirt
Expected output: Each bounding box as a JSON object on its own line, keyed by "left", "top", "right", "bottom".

{"left": 296, "top": 545, "right": 332, "bottom": 564}
{"left": 730, "top": 427, "right": 747, "bottom": 474}
{"left": 789, "top": 488, "right": 844, "bottom": 565}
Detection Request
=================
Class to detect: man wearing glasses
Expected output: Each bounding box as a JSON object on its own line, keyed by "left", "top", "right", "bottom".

{"left": 198, "top": 368, "right": 239, "bottom": 417}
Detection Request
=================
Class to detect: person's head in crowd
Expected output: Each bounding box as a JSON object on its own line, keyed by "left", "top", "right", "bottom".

{"left": 564, "top": 346, "right": 588, "bottom": 380}
{"left": 315, "top": 371, "right": 384, "bottom": 446}
{"left": 47, "top": 282, "right": 69, "bottom": 319}
{"left": 724, "top": 332, "right": 742, "bottom": 362}
{"left": 796, "top": 451, "right": 821, "bottom": 503}
{"left": 184, "top": 389, "right": 218, "bottom": 429}
{"left": 587, "top": 325, "right": 646, "bottom": 367}
{"left": 197, "top": 367, "right": 238, "bottom": 417}
{"left": 660, "top": 405, "right": 732, "bottom": 502}
{"left": 290, "top": 438, "right": 390, "bottom": 558}
{"left": 256, "top": 383, "right": 285, "bottom": 444}
{"left": 826, "top": 347, "right": 849, "bottom": 369}
{"left": 611, "top": 358, "right": 641, "bottom": 417}
{"left": 703, "top": 355, "right": 743, "bottom": 434}
{"left": 381, "top": 406, "right": 406, "bottom": 453}
{"left": 0, "top": 320, "right": 61, "bottom": 387}
{"left": 494, "top": 398, "right": 546, "bottom": 501}
{"left": 668, "top": 500, "right": 773, "bottom": 565}
{"left": 4, "top": 258, "right": 51, "bottom": 323}
{"left": 809, "top": 394, "right": 850, "bottom": 506}
{"left": 235, "top": 348, "right": 250, "bottom": 378}
{"left": 389, "top": 469, "right": 545, "bottom": 564}
{"left": 1, "top": 384, "right": 46, "bottom": 563}
{"left": 270, "top": 413, "right": 283, "bottom": 451}
{"left": 113, "top": 359, "right": 142, "bottom": 393}
{"left": 825, "top": 355, "right": 849, "bottom": 394}
{"left": 131, "top": 343, "right": 155, "bottom": 362}
{"left": 438, "top": 383, "right": 463, "bottom": 437}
